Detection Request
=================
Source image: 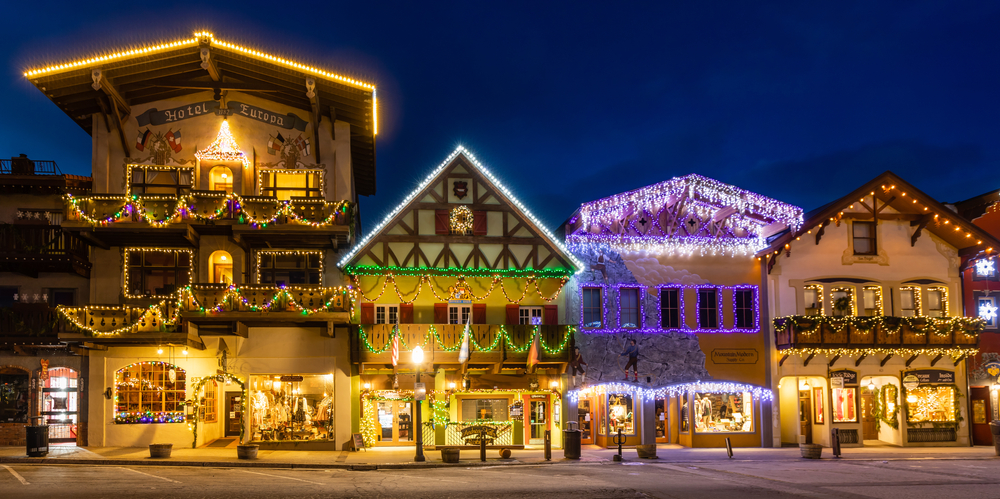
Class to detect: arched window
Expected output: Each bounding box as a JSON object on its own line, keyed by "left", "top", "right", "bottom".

{"left": 209, "top": 250, "right": 233, "bottom": 284}
{"left": 209, "top": 166, "right": 234, "bottom": 193}
{"left": 115, "top": 362, "right": 186, "bottom": 424}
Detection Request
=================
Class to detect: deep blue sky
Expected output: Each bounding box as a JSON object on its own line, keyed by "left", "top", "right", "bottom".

{"left": 2, "top": 2, "right": 998, "bottom": 233}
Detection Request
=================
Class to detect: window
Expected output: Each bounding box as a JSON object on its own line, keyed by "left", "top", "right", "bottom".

{"left": 900, "top": 287, "right": 920, "bottom": 317}
{"left": 862, "top": 286, "right": 882, "bottom": 316}
{"left": 906, "top": 386, "right": 956, "bottom": 423}
{"left": 209, "top": 250, "right": 233, "bottom": 284}
{"left": 582, "top": 288, "right": 603, "bottom": 328}
{"left": 257, "top": 251, "right": 322, "bottom": 285}
{"left": 659, "top": 288, "right": 680, "bottom": 329}
{"left": 832, "top": 387, "right": 857, "bottom": 423}
{"left": 0, "top": 367, "right": 29, "bottom": 423}
{"left": 519, "top": 306, "right": 543, "bottom": 325}
{"left": 697, "top": 288, "right": 718, "bottom": 329}
{"left": 46, "top": 289, "right": 75, "bottom": 307}
{"left": 978, "top": 295, "right": 998, "bottom": 328}
{"left": 693, "top": 392, "right": 753, "bottom": 433}
{"left": 126, "top": 249, "right": 192, "bottom": 298}
{"left": 202, "top": 380, "right": 218, "bottom": 423}
{"left": 803, "top": 285, "right": 822, "bottom": 315}
{"left": 115, "top": 362, "right": 186, "bottom": 424}
{"left": 830, "top": 287, "right": 854, "bottom": 317}
{"left": 679, "top": 395, "right": 689, "bottom": 432}
{"left": 209, "top": 166, "right": 233, "bottom": 194}
{"left": 853, "top": 221, "right": 876, "bottom": 255}
{"left": 926, "top": 287, "right": 948, "bottom": 317}
{"left": 259, "top": 170, "right": 322, "bottom": 200}
{"left": 129, "top": 166, "right": 192, "bottom": 196}
{"left": 734, "top": 289, "right": 755, "bottom": 329}
{"left": 607, "top": 393, "right": 635, "bottom": 435}
{"left": 461, "top": 399, "right": 509, "bottom": 421}
{"left": 376, "top": 305, "right": 399, "bottom": 325}
{"left": 619, "top": 288, "right": 640, "bottom": 328}
{"left": 449, "top": 305, "right": 470, "bottom": 325}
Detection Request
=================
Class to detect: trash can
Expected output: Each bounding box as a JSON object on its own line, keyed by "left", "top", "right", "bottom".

{"left": 990, "top": 420, "right": 1000, "bottom": 456}
{"left": 563, "top": 429, "right": 581, "bottom": 460}
{"left": 26, "top": 417, "right": 49, "bottom": 458}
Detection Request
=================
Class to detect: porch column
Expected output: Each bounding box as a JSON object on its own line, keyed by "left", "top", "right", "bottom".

{"left": 640, "top": 394, "right": 655, "bottom": 445}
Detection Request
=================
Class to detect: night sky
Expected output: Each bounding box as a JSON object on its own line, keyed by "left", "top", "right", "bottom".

{"left": 2, "top": 2, "right": 998, "bottom": 233}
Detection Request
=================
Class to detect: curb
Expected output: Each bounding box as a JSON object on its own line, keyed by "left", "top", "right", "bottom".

{"left": 0, "top": 456, "right": 586, "bottom": 470}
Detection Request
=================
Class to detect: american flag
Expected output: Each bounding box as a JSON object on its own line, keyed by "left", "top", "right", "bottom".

{"left": 391, "top": 325, "right": 399, "bottom": 367}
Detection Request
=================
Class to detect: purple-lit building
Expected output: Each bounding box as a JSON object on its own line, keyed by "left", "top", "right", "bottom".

{"left": 563, "top": 174, "right": 802, "bottom": 449}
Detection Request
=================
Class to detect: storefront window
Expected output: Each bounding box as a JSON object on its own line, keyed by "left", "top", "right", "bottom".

{"left": 461, "top": 399, "right": 510, "bottom": 421}
{"left": 0, "top": 368, "right": 29, "bottom": 423}
{"left": 249, "top": 375, "right": 334, "bottom": 442}
{"left": 115, "top": 362, "right": 186, "bottom": 423}
{"left": 655, "top": 398, "right": 666, "bottom": 438}
{"left": 906, "top": 386, "right": 956, "bottom": 423}
{"left": 680, "top": 394, "right": 689, "bottom": 432}
{"left": 607, "top": 393, "right": 634, "bottom": 435}
{"left": 832, "top": 387, "right": 857, "bottom": 423}
{"left": 694, "top": 392, "right": 753, "bottom": 433}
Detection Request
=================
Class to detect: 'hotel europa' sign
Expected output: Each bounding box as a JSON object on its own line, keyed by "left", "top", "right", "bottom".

{"left": 135, "top": 100, "right": 308, "bottom": 131}
{"left": 710, "top": 349, "right": 758, "bottom": 364}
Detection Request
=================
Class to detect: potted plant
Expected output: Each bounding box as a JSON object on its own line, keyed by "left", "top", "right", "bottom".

{"left": 237, "top": 443, "right": 259, "bottom": 460}
{"left": 148, "top": 443, "right": 173, "bottom": 458}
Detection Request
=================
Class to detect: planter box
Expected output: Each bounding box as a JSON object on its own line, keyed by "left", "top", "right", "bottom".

{"left": 237, "top": 444, "right": 259, "bottom": 460}
{"left": 800, "top": 443, "right": 822, "bottom": 459}
{"left": 441, "top": 448, "right": 460, "bottom": 463}
{"left": 149, "top": 443, "right": 173, "bottom": 458}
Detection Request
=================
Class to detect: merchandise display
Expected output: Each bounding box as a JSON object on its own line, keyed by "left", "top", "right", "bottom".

{"left": 906, "top": 386, "right": 956, "bottom": 423}
{"left": 832, "top": 387, "right": 857, "bottom": 423}
{"left": 249, "top": 375, "right": 334, "bottom": 442}
{"left": 694, "top": 391, "right": 753, "bottom": 432}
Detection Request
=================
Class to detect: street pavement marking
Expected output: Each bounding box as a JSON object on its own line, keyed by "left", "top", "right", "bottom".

{"left": 119, "top": 466, "right": 180, "bottom": 484}
{"left": 240, "top": 469, "right": 326, "bottom": 486}
{"left": 2, "top": 465, "right": 30, "bottom": 485}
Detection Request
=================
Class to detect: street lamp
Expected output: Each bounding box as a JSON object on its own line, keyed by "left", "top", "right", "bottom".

{"left": 412, "top": 346, "right": 425, "bottom": 462}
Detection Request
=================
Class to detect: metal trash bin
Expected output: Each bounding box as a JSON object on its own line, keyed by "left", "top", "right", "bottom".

{"left": 563, "top": 429, "right": 581, "bottom": 460}
{"left": 26, "top": 417, "right": 49, "bottom": 457}
{"left": 990, "top": 420, "right": 1000, "bottom": 456}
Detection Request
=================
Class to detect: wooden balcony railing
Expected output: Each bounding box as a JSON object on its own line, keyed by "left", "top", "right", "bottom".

{"left": 177, "top": 284, "right": 351, "bottom": 314}
{"left": 0, "top": 304, "right": 70, "bottom": 337}
{"left": 0, "top": 225, "right": 90, "bottom": 276}
{"left": 773, "top": 315, "right": 982, "bottom": 350}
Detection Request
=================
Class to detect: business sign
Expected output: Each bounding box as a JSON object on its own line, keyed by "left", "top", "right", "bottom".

{"left": 711, "top": 349, "right": 759, "bottom": 364}
{"left": 908, "top": 369, "right": 955, "bottom": 385}
{"left": 231, "top": 101, "right": 309, "bottom": 131}
{"left": 280, "top": 375, "right": 304, "bottom": 382}
{"left": 902, "top": 374, "right": 919, "bottom": 390}
{"left": 414, "top": 382, "right": 426, "bottom": 401}
{"left": 830, "top": 377, "right": 844, "bottom": 389}
{"left": 136, "top": 101, "right": 220, "bottom": 126}
{"left": 829, "top": 369, "right": 858, "bottom": 386}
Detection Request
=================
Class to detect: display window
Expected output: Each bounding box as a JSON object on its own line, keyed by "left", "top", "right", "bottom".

{"left": 0, "top": 367, "right": 29, "bottom": 423}
{"left": 832, "top": 387, "right": 857, "bottom": 423}
{"left": 906, "top": 386, "right": 956, "bottom": 423}
{"left": 680, "top": 394, "right": 689, "bottom": 432}
{"left": 813, "top": 387, "right": 824, "bottom": 424}
{"left": 249, "top": 375, "right": 334, "bottom": 442}
{"left": 694, "top": 391, "right": 753, "bottom": 433}
{"left": 606, "top": 393, "right": 634, "bottom": 435}
{"left": 655, "top": 397, "right": 667, "bottom": 439}
{"left": 578, "top": 398, "right": 593, "bottom": 443}
{"left": 115, "top": 362, "right": 186, "bottom": 423}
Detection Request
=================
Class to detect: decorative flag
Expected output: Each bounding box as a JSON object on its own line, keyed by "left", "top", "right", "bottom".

{"left": 295, "top": 135, "right": 311, "bottom": 156}
{"left": 267, "top": 133, "right": 285, "bottom": 155}
{"left": 390, "top": 324, "right": 399, "bottom": 367}
{"left": 458, "top": 315, "right": 472, "bottom": 364}
{"left": 526, "top": 328, "right": 540, "bottom": 371}
{"left": 166, "top": 129, "right": 182, "bottom": 153}
{"left": 135, "top": 128, "right": 151, "bottom": 151}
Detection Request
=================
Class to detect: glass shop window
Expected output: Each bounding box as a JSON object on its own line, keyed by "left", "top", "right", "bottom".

{"left": 906, "top": 386, "right": 956, "bottom": 423}
{"left": 862, "top": 286, "right": 882, "bottom": 316}
{"left": 130, "top": 166, "right": 192, "bottom": 196}
{"left": 659, "top": 288, "right": 680, "bottom": 329}
{"left": 519, "top": 306, "right": 543, "bottom": 325}
{"left": 127, "top": 249, "right": 191, "bottom": 297}
{"left": 852, "top": 221, "right": 877, "bottom": 255}
{"left": 461, "top": 399, "right": 509, "bottom": 422}
{"left": 734, "top": 289, "right": 755, "bottom": 328}
{"left": 619, "top": 288, "right": 640, "bottom": 328}
{"left": 679, "top": 395, "right": 689, "bottom": 432}
{"left": 115, "top": 362, "right": 186, "bottom": 424}
{"left": 804, "top": 286, "right": 822, "bottom": 315}
{"left": 258, "top": 252, "right": 321, "bottom": 285}
{"left": 0, "top": 368, "right": 30, "bottom": 423}
{"left": 582, "top": 288, "right": 603, "bottom": 328}
{"left": 606, "top": 393, "right": 635, "bottom": 435}
{"left": 832, "top": 387, "right": 857, "bottom": 423}
{"left": 202, "top": 380, "right": 218, "bottom": 423}
{"left": 698, "top": 288, "right": 719, "bottom": 329}
{"left": 693, "top": 392, "right": 753, "bottom": 433}
{"left": 260, "top": 170, "right": 322, "bottom": 200}
{"left": 376, "top": 305, "right": 399, "bottom": 325}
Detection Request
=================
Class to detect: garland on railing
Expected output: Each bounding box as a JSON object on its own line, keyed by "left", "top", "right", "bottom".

{"left": 773, "top": 315, "right": 984, "bottom": 338}
{"left": 779, "top": 347, "right": 978, "bottom": 360}
{"left": 357, "top": 325, "right": 575, "bottom": 355}
{"left": 63, "top": 193, "right": 353, "bottom": 229}
{"left": 351, "top": 274, "right": 567, "bottom": 305}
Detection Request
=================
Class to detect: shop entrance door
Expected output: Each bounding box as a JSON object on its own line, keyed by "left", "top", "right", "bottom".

{"left": 799, "top": 390, "right": 812, "bottom": 444}
{"left": 971, "top": 387, "right": 993, "bottom": 445}
{"left": 224, "top": 392, "right": 242, "bottom": 437}
{"left": 40, "top": 368, "right": 78, "bottom": 444}
{"left": 375, "top": 401, "right": 413, "bottom": 445}
{"left": 861, "top": 392, "right": 878, "bottom": 440}
{"left": 529, "top": 400, "right": 547, "bottom": 444}
{"left": 655, "top": 397, "right": 668, "bottom": 442}
{"left": 578, "top": 398, "right": 593, "bottom": 444}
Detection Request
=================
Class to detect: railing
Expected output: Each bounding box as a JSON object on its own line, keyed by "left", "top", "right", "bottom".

{"left": 0, "top": 225, "right": 88, "bottom": 259}
{"left": 773, "top": 315, "right": 982, "bottom": 350}
{"left": 178, "top": 284, "right": 351, "bottom": 314}
{"left": 359, "top": 324, "right": 573, "bottom": 357}
{"left": 0, "top": 304, "right": 69, "bottom": 336}
{"left": 0, "top": 158, "right": 61, "bottom": 175}
{"left": 422, "top": 421, "right": 515, "bottom": 446}
{"left": 58, "top": 302, "right": 184, "bottom": 335}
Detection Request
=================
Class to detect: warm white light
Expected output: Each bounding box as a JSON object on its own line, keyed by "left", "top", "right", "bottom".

{"left": 363, "top": 382, "right": 371, "bottom": 390}
{"left": 868, "top": 380, "right": 876, "bottom": 392}
{"left": 448, "top": 382, "right": 456, "bottom": 390}
{"left": 220, "top": 255, "right": 227, "bottom": 261}
{"left": 980, "top": 302, "right": 998, "bottom": 322}
{"left": 221, "top": 173, "right": 228, "bottom": 179}
{"left": 906, "top": 394, "right": 917, "bottom": 404}
{"left": 412, "top": 346, "right": 424, "bottom": 364}
{"left": 157, "top": 347, "right": 163, "bottom": 355}
{"left": 182, "top": 348, "right": 188, "bottom": 355}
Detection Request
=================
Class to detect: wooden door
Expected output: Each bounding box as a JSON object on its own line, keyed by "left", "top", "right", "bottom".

{"left": 971, "top": 387, "right": 993, "bottom": 446}
{"left": 861, "top": 392, "right": 878, "bottom": 440}
{"left": 224, "top": 392, "right": 242, "bottom": 437}
{"left": 578, "top": 398, "right": 593, "bottom": 444}
{"left": 799, "top": 390, "right": 812, "bottom": 444}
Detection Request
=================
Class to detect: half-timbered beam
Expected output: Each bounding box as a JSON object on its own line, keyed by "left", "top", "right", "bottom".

{"left": 828, "top": 355, "right": 840, "bottom": 367}
{"left": 306, "top": 78, "right": 321, "bottom": 163}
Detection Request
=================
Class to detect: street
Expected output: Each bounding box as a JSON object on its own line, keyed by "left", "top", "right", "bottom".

{"left": 3, "top": 458, "right": 1000, "bottom": 498}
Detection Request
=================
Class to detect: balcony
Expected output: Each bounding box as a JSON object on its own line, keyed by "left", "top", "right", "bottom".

{"left": 0, "top": 225, "right": 91, "bottom": 277}
{"left": 773, "top": 315, "right": 981, "bottom": 361}
{"left": 0, "top": 155, "right": 91, "bottom": 194}
{"left": 355, "top": 324, "right": 573, "bottom": 373}
{"left": 62, "top": 192, "right": 353, "bottom": 248}
{"left": 176, "top": 284, "right": 352, "bottom": 334}
{"left": 0, "top": 304, "right": 76, "bottom": 351}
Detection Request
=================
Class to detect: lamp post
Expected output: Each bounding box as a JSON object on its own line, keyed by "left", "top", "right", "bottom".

{"left": 412, "top": 346, "right": 425, "bottom": 462}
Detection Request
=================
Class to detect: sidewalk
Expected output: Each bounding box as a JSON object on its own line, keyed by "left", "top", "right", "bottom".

{"left": 1, "top": 443, "right": 997, "bottom": 470}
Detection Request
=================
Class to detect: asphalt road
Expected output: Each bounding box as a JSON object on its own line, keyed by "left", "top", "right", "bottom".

{"left": 3, "top": 458, "right": 1000, "bottom": 498}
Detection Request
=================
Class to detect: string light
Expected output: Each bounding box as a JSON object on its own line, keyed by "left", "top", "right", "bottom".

{"left": 569, "top": 381, "right": 774, "bottom": 404}
{"left": 351, "top": 274, "right": 566, "bottom": 305}
{"left": 358, "top": 325, "right": 574, "bottom": 355}
{"left": 774, "top": 315, "right": 983, "bottom": 338}
{"left": 188, "top": 374, "right": 246, "bottom": 446}
{"left": 449, "top": 205, "right": 474, "bottom": 233}
{"left": 195, "top": 120, "right": 250, "bottom": 168}
{"left": 345, "top": 265, "right": 572, "bottom": 279}
{"left": 779, "top": 346, "right": 978, "bottom": 359}
{"left": 114, "top": 361, "right": 185, "bottom": 424}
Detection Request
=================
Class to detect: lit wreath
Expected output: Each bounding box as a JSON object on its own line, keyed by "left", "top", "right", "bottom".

{"left": 450, "top": 205, "right": 474, "bottom": 234}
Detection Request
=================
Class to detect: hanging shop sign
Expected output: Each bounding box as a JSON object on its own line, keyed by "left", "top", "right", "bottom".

{"left": 136, "top": 101, "right": 220, "bottom": 127}
{"left": 902, "top": 374, "right": 919, "bottom": 390}
{"left": 829, "top": 369, "right": 858, "bottom": 386}
{"left": 908, "top": 369, "right": 954, "bottom": 385}
{"left": 710, "top": 349, "right": 758, "bottom": 364}
{"left": 280, "top": 375, "right": 304, "bottom": 382}
{"left": 830, "top": 377, "right": 844, "bottom": 389}
{"left": 231, "top": 101, "right": 309, "bottom": 131}
{"left": 414, "top": 382, "right": 426, "bottom": 401}
{"left": 984, "top": 361, "right": 1000, "bottom": 383}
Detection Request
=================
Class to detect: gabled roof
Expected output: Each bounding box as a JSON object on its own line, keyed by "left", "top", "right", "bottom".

{"left": 338, "top": 146, "right": 583, "bottom": 273}
{"left": 23, "top": 31, "right": 378, "bottom": 195}
{"left": 565, "top": 174, "right": 803, "bottom": 256}
{"left": 757, "top": 171, "right": 1000, "bottom": 257}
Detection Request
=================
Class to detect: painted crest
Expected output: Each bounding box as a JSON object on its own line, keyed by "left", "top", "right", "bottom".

{"left": 453, "top": 180, "right": 469, "bottom": 199}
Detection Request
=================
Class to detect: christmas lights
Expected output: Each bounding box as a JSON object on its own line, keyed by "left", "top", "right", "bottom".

{"left": 774, "top": 315, "right": 983, "bottom": 338}
{"left": 254, "top": 249, "right": 325, "bottom": 285}
{"left": 195, "top": 120, "right": 250, "bottom": 168}
{"left": 900, "top": 286, "right": 922, "bottom": 317}
{"left": 351, "top": 274, "right": 567, "bottom": 305}
{"left": 337, "top": 146, "right": 584, "bottom": 272}
{"left": 976, "top": 258, "right": 995, "bottom": 277}
{"left": 344, "top": 265, "right": 572, "bottom": 278}
{"left": 449, "top": 205, "right": 474, "bottom": 234}
{"left": 123, "top": 248, "right": 195, "bottom": 299}
{"left": 358, "top": 325, "right": 574, "bottom": 355}
{"left": 779, "top": 346, "right": 978, "bottom": 359}
{"left": 980, "top": 302, "right": 998, "bottom": 322}
{"left": 114, "top": 361, "right": 186, "bottom": 424}
{"left": 188, "top": 374, "right": 246, "bottom": 447}
{"left": 569, "top": 381, "right": 774, "bottom": 404}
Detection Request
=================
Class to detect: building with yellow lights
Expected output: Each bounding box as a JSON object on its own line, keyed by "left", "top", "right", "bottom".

{"left": 17, "top": 31, "right": 377, "bottom": 450}
{"left": 761, "top": 171, "right": 992, "bottom": 448}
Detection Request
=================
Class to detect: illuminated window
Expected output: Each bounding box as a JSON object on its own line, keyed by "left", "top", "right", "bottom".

{"left": 607, "top": 393, "right": 635, "bottom": 435}
{"left": 906, "top": 386, "right": 956, "bottom": 423}
{"left": 208, "top": 250, "right": 233, "bottom": 284}
{"left": 830, "top": 287, "right": 854, "bottom": 317}
{"left": 582, "top": 288, "right": 603, "bottom": 328}
{"left": 619, "top": 288, "right": 640, "bottom": 328}
{"left": 659, "top": 288, "right": 680, "bottom": 329}
{"left": 202, "top": 380, "right": 218, "bottom": 423}
{"left": 698, "top": 288, "right": 719, "bottom": 329}
{"left": 209, "top": 166, "right": 234, "bottom": 194}
{"left": 734, "top": 289, "right": 755, "bottom": 328}
{"left": 115, "top": 362, "right": 186, "bottom": 424}
{"left": 804, "top": 285, "right": 823, "bottom": 315}
{"left": 852, "top": 221, "right": 876, "bottom": 255}
{"left": 900, "top": 287, "right": 920, "bottom": 317}
{"left": 126, "top": 249, "right": 192, "bottom": 298}
{"left": 832, "top": 387, "right": 857, "bottom": 423}
{"left": 862, "top": 286, "right": 882, "bottom": 316}
{"left": 257, "top": 251, "right": 321, "bottom": 285}
{"left": 260, "top": 170, "right": 322, "bottom": 200}
{"left": 375, "top": 305, "right": 398, "bottom": 325}
{"left": 693, "top": 392, "right": 753, "bottom": 433}
{"left": 129, "top": 166, "right": 192, "bottom": 196}
{"left": 926, "top": 287, "right": 948, "bottom": 317}
{"left": 519, "top": 306, "right": 543, "bottom": 325}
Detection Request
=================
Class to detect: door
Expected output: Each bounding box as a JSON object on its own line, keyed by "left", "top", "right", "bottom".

{"left": 224, "top": 392, "right": 242, "bottom": 437}
{"left": 799, "top": 390, "right": 812, "bottom": 444}
{"left": 39, "top": 368, "right": 78, "bottom": 443}
{"left": 375, "top": 401, "right": 413, "bottom": 445}
{"left": 655, "top": 397, "right": 668, "bottom": 442}
{"left": 529, "top": 400, "right": 547, "bottom": 445}
{"left": 971, "top": 387, "right": 993, "bottom": 445}
{"left": 861, "top": 392, "right": 878, "bottom": 440}
{"left": 578, "top": 398, "right": 593, "bottom": 444}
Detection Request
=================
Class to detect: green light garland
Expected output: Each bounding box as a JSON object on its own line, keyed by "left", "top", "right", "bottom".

{"left": 344, "top": 265, "right": 573, "bottom": 278}
{"left": 358, "top": 325, "right": 575, "bottom": 355}
{"left": 774, "top": 315, "right": 984, "bottom": 338}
